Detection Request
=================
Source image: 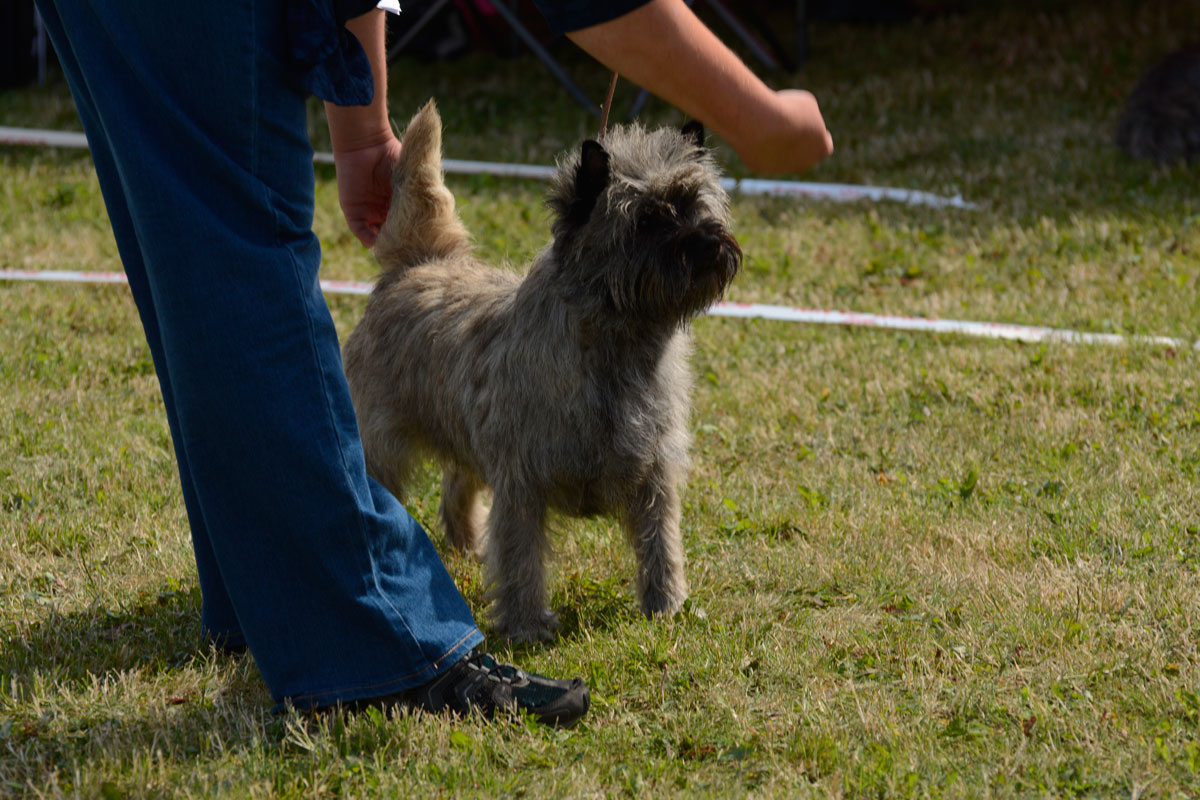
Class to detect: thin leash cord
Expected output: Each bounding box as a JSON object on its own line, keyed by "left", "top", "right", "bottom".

{"left": 598, "top": 71, "right": 619, "bottom": 140}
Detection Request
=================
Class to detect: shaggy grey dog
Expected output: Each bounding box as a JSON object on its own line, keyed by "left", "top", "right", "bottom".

{"left": 343, "top": 100, "right": 741, "bottom": 642}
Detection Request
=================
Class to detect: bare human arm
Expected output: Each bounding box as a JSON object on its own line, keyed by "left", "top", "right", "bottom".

{"left": 328, "top": 0, "right": 832, "bottom": 246}
{"left": 325, "top": 9, "right": 403, "bottom": 247}
{"left": 567, "top": 0, "right": 833, "bottom": 174}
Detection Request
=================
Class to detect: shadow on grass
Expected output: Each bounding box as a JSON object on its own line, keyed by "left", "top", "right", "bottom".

{"left": 0, "top": 580, "right": 227, "bottom": 689}
{"left": 0, "top": 562, "right": 637, "bottom": 684}
{"left": 0, "top": 571, "right": 638, "bottom": 792}
{"left": 467, "top": 573, "right": 640, "bottom": 659}
{"left": 0, "top": 582, "right": 288, "bottom": 790}
{"left": 555, "top": 573, "right": 640, "bottom": 643}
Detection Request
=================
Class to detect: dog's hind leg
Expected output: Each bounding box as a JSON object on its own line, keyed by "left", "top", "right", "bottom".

{"left": 484, "top": 488, "right": 558, "bottom": 642}
{"left": 440, "top": 467, "right": 487, "bottom": 558}
{"left": 624, "top": 469, "right": 689, "bottom": 618}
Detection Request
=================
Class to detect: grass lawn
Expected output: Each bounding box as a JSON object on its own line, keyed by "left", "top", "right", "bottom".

{"left": 3, "top": 1, "right": 1199, "bottom": 796}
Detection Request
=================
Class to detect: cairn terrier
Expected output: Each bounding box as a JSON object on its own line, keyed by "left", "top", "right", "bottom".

{"left": 343, "top": 100, "right": 741, "bottom": 642}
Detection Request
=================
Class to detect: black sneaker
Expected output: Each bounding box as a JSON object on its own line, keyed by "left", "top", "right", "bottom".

{"left": 400, "top": 650, "right": 590, "bottom": 728}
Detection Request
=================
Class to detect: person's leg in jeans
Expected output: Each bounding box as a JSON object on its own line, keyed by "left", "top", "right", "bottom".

{"left": 34, "top": 0, "right": 484, "bottom": 707}
{"left": 33, "top": 0, "right": 245, "bottom": 653}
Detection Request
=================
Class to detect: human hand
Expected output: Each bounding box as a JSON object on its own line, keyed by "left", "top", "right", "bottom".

{"left": 332, "top": 134, "right": 403, "bottom": 247}
{"left": 730, "top": 89, "right": 834, "bottom": 175}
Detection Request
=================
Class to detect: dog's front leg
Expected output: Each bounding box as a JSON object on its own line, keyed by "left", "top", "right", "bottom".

{"left": 484, "top": 488, "right": 558, "bottom": 642}
{"left": 625, "top": 471, "right": 689, "bottom": 618}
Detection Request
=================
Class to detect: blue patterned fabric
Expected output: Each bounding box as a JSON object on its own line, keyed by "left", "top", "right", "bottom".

{"left": 289, "top": 1, "right": 657, "bottom": 105}
{"left": 288, "top": 0, "right": 379, "bottom": 105}
{"left": 530, "top": 0, "right": 651, "bottom": 34}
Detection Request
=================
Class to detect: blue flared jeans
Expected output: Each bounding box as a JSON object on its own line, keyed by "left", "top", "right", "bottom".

{"left": 34, "top": 0, "right": 483, "bottom": 708}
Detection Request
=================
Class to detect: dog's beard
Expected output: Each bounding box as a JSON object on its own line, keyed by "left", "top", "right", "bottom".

{"left": 608, "top": 219, "right": 742, "bottom": 326}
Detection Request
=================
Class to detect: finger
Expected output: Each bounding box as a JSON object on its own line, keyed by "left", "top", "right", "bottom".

{"left": 350, "top": 219, "right": 378, "bottom": 248}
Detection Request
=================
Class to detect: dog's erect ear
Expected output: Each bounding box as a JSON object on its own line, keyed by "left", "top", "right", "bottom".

{"left": 567, "top": 139, "right": 611, "bottom": 225}
{"left": 681, "top": 120, "right": 706, "bottom": 151}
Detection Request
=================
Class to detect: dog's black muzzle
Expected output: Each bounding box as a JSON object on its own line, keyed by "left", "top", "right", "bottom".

{"left": 681, "top": 221, "right": 742, "bottom": 292}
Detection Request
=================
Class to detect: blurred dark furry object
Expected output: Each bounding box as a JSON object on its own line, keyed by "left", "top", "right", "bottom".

{"left": 1115, "top": 44, "right": 1200, "bottom": 164}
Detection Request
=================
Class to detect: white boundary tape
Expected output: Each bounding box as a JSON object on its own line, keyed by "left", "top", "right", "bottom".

{"left": 1, "top": 126, "right": 976, "bottom": 209}
{"left": 5, "top": 127, "right": 1191, "bottom": 349}
{"left": 3, "top": 269, "right": 1195, "bottom": 350}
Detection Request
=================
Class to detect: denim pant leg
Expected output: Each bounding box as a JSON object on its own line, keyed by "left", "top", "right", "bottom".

{"left": 36, "top": 0, "right": 483, "bottom": 708}
{"left": 34, "top": 1, "right": 244, "bottom": 652}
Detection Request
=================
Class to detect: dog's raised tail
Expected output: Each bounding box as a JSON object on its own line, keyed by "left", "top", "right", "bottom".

{"left": 373, "top": 99, "right": 470, "bottom": 271}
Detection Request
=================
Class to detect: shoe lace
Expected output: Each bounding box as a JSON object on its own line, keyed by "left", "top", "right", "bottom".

{"left": 464, "top": 651, "right": 524, "bottom": 685}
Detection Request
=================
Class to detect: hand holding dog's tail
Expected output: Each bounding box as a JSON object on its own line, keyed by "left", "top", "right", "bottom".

{"left": 373, "top": 99, "right": 471, "bottom": 271}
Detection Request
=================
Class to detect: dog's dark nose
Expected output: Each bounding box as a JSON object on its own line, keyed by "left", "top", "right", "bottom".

{"left": 684, "top": 224, "right": 740, "bottom": 269}
{"left": 690, "top": 233, "right": 722, "bottom": 263}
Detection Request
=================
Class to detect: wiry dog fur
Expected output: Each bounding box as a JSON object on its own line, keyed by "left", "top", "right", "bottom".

{"left": 343, "top": 100, "right": 741, "bottom": 642}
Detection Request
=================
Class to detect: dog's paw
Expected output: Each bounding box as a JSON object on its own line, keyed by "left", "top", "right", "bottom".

{"left": 639, "top": 587, "right": 688, "bottom": 620}
{"left": 492, "top": 607, "right": 560, "bottom": 643}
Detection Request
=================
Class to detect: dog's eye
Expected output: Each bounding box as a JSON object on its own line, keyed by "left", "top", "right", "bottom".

{"left": 665, "top": 191, "right": 697, "bottom": 219}
{"left": 637, "top": 205, "right": 671, "bottom": 230}
{"left": 660, "top": 200, "right": 686, "bottom": 220}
